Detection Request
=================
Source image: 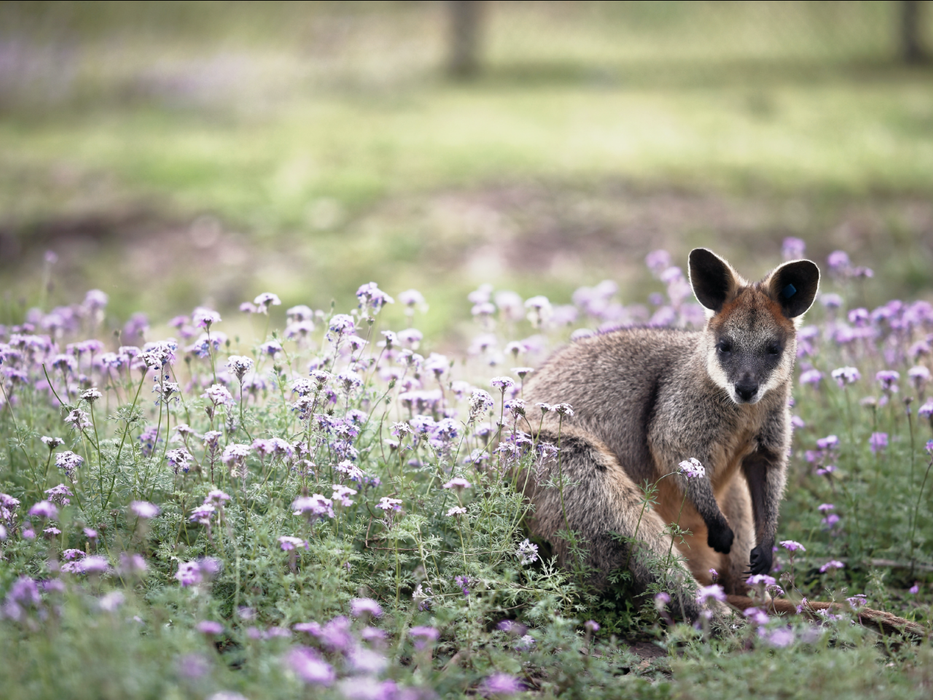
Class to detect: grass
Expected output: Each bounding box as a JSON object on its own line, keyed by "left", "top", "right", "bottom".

{"left": 0, "top": 2, "right": 932, "bottom": 329}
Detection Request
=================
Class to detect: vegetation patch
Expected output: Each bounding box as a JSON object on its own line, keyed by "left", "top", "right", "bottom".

{"left": 1, "top": 241, "right": 931, "bottom": 698}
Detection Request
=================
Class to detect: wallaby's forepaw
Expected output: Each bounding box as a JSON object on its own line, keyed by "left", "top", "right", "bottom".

{"left": 747, "top": 545, "right": 773, "bottom": 575}
{"left": 707, "top": 522, "right": 734, "bottom": 554}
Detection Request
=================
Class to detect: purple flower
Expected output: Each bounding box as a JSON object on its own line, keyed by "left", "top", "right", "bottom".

{"left": 696, "top": 584, "right": 726, "bottom": 605}
{"left": 130, "top": 500, "right": 160, "bottom": 519}
{"left": 869, "top": 432, "right": 888, "bottom": 453}
{"left": 189, "top": 504, "right": 216, "bottom": 525}
{"left": 331, "top": 484, "right": 357, "bottom": 508}
{"left": 118, "top": 553, "right": 148, "bottom": 576}
{"left": 226, "top": 355, "right": 253, "bottom": 380}
{"left": 818, "top": 503, "right": 835, "bottom": 513}
{"left": 744, "top": 607, "right": 770, "bottom": 625}
{"left": 196, "top": 620, "right": 224, "bottom": 635}
{"left": 80, "top": 388, "right": 102, "bottom": 403}
{"left": 221, "top": 443, "right": 251, "bottom": 468}
{"left": 98, "top": 591, "right": 125, "bottom": 612}
{"left": 175, "top": 561, "right": 203, "bottom": 587}
{"left": 645, "top": 250, "right": 671, "bottom": 274}
{"left": 28, "top": 501, "right": 58, "bottom": 520}
{"left": 320, "top": 616, "right": 353, "bottom": 652}
{"left": 285, "top": 647, "right": 335, "bottom": 686}
{"left": 584, "top": 619, "right": 600, "bottom": 633}
{"left": 819, "top": 560, "right": 845, "bottom": 573}
{"left": 909, "top": 583, "right": 920, "bottom": 594}
{"left": 909, "top": 365, "right": 931, "bottom": 389}
{"left": 409, "top": 625, "right": 439, "bottom": 650}
{"left": 480, "top": 673, "right": 525, "bottom": 696}
{"left": 780, "top": 540, "right": 806, "bottom": 553}
{"left": 443, "top": 477, "right": 472, "bottom": 492}
{"left": 138, "top": 425, "right": 161, "bottom": 457}
{"left": 376, "top": 497, "right": 402, "bottom": 512}
{"left": 253, "top": 292, "right": 282, "bottom": 313}
{"left": 327, "top": 314, "right": 355, "bottom": 342}
{"left": 490, "top": 376, "right": 515, "bottom": 392}
{"left": 782, "top": 237, "right": 806, "bottom": 261}
{"left": 166, "top": 448, "right": 193, "bottom": 474}
{"left": 205, "top": 489, "right": 231, "bottom": 504}
{"left": 193, "top": 307, "right": 222, "bottom": 329}
{"left": 356, "top": 282, "right": 394, "bottom": 313}
{"left": 553, "top": 402, "right": 574, "bottom": 417}
{"left": 827, "top": 250, "right": 851, "bottom": 273}
{"left": 447, "top": 506, "right": 467, "bottom": 517}
{"left": 816, "top": 435, "right": 839, "bottom": 451}
{"left": 847, "top": 594, "right": 868, "bottom": 610}
{"left": 176, "top": 653, "right": 211, "bottom": 680}
{"left": 761, "top": 626, "right": 795, "bottom": 648}
{"left": 55, "top": 451, "right": 84, "bottom": 478}
{"left": 799, "top": 369, "right": 823, "bottom": 386}
{"left": 77, "top": 555, "right": 110, "bottom": 575}
{"left": 678, "top": 457, "right": 706, "bottom": 479}
{"left": 398, "top": 289, "right": 425, "bottom": 307}
{"left": 278, "top": 536, "right": 309, "bottom": 551}
{"left": 875, "top": 370, "right": 900, "bottom": 392}
{"left": 292, "top": 494, "right": 334, "bottom": 521}
{"left": 204, "top": 384, "right": 234, "bottom": 406}
{"left": 469, "top": 390, "right": 494, "bottom": 420}
{"left": 350, "top": 598, "right": 383, "bottom": 618}
{"left": 346, "top": 650, "right": 389, "bottom": 677}
{"left": 831, "top": 366, "right": 861, "bottom": 387}
{"left": 516, "top": 539, "right": 538, "bottom": 565}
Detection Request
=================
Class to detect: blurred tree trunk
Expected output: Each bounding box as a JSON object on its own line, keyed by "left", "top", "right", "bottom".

{"left": 901, "top": 0, "right": 927, "bottom": 64}
{"left": 448, "top": 1, "right": 483, "bottom": 79}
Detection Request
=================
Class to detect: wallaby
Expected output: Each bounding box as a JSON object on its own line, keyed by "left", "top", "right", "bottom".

{"left": 518, "top": 248, "right": 820, "bottom": 621}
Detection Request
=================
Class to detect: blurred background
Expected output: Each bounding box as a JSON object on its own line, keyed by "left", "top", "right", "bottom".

{"left": 1, "top": 1, "right": 932, "bottom": 341}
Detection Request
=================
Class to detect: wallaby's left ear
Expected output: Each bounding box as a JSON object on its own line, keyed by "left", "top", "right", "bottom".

{"left": 764, "top": 259, "right": 821, "bottom": 319}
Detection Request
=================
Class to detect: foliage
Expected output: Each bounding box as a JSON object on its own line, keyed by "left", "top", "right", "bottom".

{"left": 0, "top": 241, "right": 931, "bottom": 699}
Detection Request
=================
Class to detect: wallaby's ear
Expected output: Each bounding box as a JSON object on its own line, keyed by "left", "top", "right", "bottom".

{"left": 688, "top": 248, "right": 743, "bottom": 313}
{"left": 764, "top": 259, "right": 821, "bottom": 319}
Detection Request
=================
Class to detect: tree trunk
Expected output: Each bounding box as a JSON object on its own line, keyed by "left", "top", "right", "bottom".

{"left": 901, "top": 0, "right": 927, "bottom": 64}
{"left": 448, "top": 1, "right": 483, "bottom": 79}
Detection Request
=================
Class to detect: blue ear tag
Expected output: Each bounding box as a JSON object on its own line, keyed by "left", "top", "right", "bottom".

{"left": 781, "top": 284, "right": 797, "bottom": 299}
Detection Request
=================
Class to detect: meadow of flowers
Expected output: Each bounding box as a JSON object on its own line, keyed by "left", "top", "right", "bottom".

{"left": 0, "top": 240, "right": 931, "bottom": 699}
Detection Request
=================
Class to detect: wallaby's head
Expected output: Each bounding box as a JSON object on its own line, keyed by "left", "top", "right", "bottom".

{"left": 688, "top": 248, "right": 820, "bottom": 405}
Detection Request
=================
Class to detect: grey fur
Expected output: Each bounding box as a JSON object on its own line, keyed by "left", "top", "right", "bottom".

{"left": 518, "top": 249, "right": 820, "bottom": 619}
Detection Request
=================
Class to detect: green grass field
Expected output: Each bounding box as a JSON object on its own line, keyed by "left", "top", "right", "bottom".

{"left": 1, "top": 2, "right": 932, "bottom": 330}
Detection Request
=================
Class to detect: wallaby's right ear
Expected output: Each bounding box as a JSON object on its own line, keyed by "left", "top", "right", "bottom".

{"left": 688, "top": 248, "right": 744, "bottom": 313}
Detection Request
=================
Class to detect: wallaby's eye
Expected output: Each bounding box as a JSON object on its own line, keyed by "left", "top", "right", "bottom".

{"left": 717, "top": 339, "right": 733, "bottom": 355}
{"left": 766, "top": 342, "right": 782, "bottom": 356}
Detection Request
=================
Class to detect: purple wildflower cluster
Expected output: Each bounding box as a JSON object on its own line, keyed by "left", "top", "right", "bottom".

{"left": 1, "top": 240, "right": 928, "bottom": 691}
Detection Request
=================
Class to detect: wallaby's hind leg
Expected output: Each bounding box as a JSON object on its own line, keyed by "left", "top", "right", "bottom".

{"left": 521, "top": 426, "right": 700, "bottom": 621}
{"left": 718, "top": 475, "right": 756, "bottom": 596}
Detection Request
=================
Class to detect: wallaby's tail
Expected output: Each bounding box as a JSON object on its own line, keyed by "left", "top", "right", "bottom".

{"left": 726, "top": 595, "right": 928, "bottom": 640}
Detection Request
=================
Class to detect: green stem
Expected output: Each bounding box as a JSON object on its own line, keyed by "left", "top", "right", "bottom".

{"left": 105, "top": 371, "right": 147, "bottom": 508}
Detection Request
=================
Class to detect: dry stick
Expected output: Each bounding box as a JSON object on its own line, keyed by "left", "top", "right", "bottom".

{"left": 725, "top": 594, "right": 928, "bottom": 640}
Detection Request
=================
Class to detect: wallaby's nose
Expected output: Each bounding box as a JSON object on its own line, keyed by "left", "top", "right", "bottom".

{"left": 735, "top": 380, "right": 758, "bottom": 402}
